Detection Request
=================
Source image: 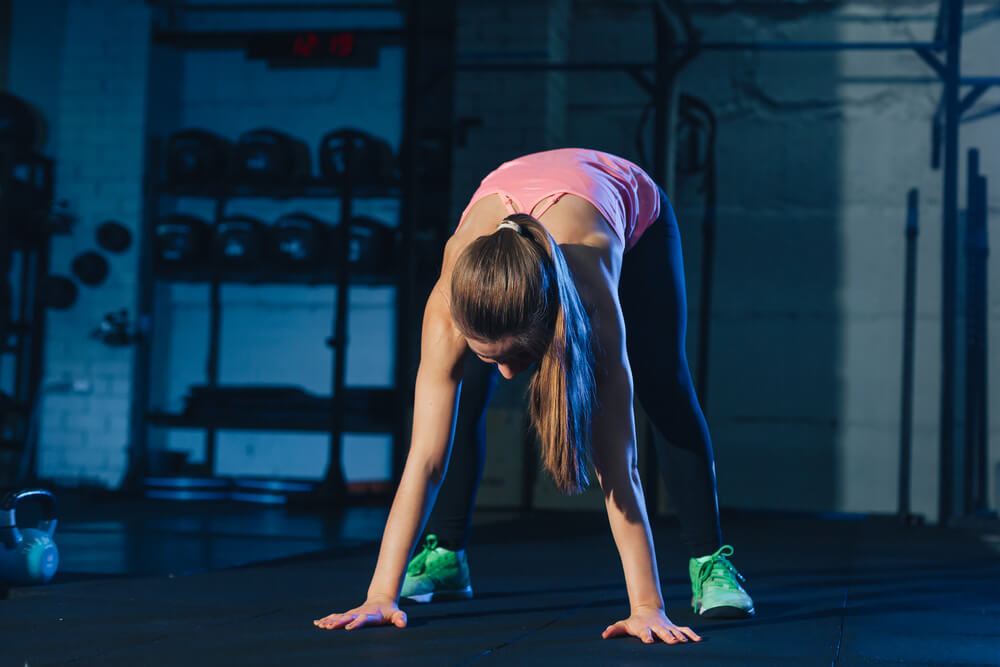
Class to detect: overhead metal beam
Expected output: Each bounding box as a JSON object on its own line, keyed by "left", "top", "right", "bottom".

{"left": 146, "top": 1, "right": 401, "bottom": 11}
{"left": 454, "top": 62, "right": 653, "bottom": 72}
{"left": 915, "top": 47, "right": 946, "bottom": 78}
{"left": 963, "top": 103, "right": 1000, "bottom": 123}
{"left": 691, "top": 40, "right": 944, "bottom": 52}
{"left": 961, "top": 76, "right": 1000, "bottom": 87}
{"left": 959, "top": 85, "right": 991, "bottom": 115}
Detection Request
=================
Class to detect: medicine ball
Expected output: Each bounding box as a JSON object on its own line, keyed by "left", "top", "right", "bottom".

{"left": 337, "top": 216, "right": 396, "bottom": 273}
{"left": 71, "top": 251, "right": 109, "bottom": 287}
{"left": 42, "top": 276, "right": 78, "bottom": 310}
{"left": 232, "top": 129, "right": 311, "bottom": 185}
{"left": 0, "top": 93, "right": 45, "bottom": 153}
{"left": 153, "top": 214, "right": 211, "bottom": 269}
{"left": 166, "top": 129, "right": 233, "bottom": 186}
{"left": 318, "top": 129, "right": 396, "bottom": 187}
{"left": 96, "top": 221, "right": 132, "bottom": 254}
{"left": 213, "top": 215, "right": 266, "bottom": 267}
{"left": 271, "top": 212, "right": 328, "bottom": 266}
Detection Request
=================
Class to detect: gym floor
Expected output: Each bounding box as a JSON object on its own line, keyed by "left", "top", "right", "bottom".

{"left": 3, "top": 495, "right": 1000, "bottom": 666}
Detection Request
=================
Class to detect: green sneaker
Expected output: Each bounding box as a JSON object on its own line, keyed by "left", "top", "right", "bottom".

{"left": 400, "top": 534, "right": 474, "bottom": 603}
{"left": 689, "top": 544, "right": 755, "bottom": 618}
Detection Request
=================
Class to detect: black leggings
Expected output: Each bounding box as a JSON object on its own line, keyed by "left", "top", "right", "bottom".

{"left": 425, "top": 189, "right": 723, "bottom": 558}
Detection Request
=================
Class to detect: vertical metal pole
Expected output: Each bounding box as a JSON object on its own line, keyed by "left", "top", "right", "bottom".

{"left": 0, "top": 0, "right": 11, "bottom": 90}
{"left": 966, "top": 171, "right": 988, "bottom": 513}
{"left": 937, "top": 0, "right": 962, "bottom": 524}
{"left": 125, "top": 138, "right": 160, "bottom": 490}
{"left": 25, "top": 217, "right": 51, "bottom": 483}
{"left": 646, "top": 7, "right": 676, "bottom": 521}
{"left": 963, "top": 148, "right": 979, "bottom": 515}
{"left": 899, "top": 189, "right": 919, "bottom": 518}
{"left": 652, "top": 10, "right": 674, "bottom": 191}
{"left": 324, "top": 149, "right": 352, "bottom": 497}
{"left": 397, "top": 0, "right": 419, "bottom": 484}
{"left": 696, "top": 158, "right": 717, "bottom": 411}
{"left": 14, "top": 242, "right": 31, "bottom": 407}
{"left": 0, "top": 154, "right": 8, "bottom": 386}
{"left": 205, "top": 197, "right": 225, "bottom": 476}
{"left": 975, "top": 175, "right": 988, "bottom": 513}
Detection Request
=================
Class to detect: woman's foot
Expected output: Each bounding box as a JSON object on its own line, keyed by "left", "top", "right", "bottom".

{"left": 689, "top": 545, "right": 755, "bottom": 618}
{"left": 401, "top": 535, "right": 474, "bottom": 603}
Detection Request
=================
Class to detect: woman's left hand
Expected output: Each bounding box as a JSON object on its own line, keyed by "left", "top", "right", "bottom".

{"left": 601, "top": 606, "right": 702, "bottom": 644}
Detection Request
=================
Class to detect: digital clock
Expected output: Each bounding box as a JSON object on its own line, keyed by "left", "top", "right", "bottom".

{"left": 246, "top": 31, "right": 385, "bottom": 68}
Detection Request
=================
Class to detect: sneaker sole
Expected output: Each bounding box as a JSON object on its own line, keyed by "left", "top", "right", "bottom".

{"left": 403, "top": 586, "right": 474, "bottom": 604}
{"left": 698, "top": 604, "right": 755, "bottom": 619}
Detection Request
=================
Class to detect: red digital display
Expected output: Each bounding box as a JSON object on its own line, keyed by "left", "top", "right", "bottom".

{"left": 247, "top": 31, "right": 379, "bottom": 68}
{"left": 292, "top": 32, "right": 320, "bottom": 57}
{"left": 291, "top": 32, "right": 355, "bottom": 58}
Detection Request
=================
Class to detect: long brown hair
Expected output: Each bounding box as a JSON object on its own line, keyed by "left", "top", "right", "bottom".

{"left": 450, "top": 213, "right": 596, "bottom": 494}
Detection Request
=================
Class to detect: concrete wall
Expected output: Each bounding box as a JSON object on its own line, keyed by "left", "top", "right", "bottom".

{"left": 673, "top": 0, "right": 1000, "bottom": 520}
{"left": 464, "top": 1, "right": 1000, "bottom": 521}
{"left": 451, "top": 0, "right": 571, "bottom": 223}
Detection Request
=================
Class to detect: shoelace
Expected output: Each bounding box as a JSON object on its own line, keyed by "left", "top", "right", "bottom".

{"left": 695, "top": 544, "right": 746, "bottom": 598}
{"left": 407, "top": 534, "right": 439, "bottom": 576}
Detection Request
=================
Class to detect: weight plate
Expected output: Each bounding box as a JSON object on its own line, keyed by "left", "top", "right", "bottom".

{"left": 43, "top": 276, "right": 78, "bottom": 310}
{"left": 96, "top": 221, "right": 132, "bottom": 254}
{"left": 71, "top": 251, "right": 110, "bottom": 287}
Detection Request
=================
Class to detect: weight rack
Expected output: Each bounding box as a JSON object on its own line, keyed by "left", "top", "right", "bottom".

{"left": 127, "top": 0, "right": 457, "bottom": 503}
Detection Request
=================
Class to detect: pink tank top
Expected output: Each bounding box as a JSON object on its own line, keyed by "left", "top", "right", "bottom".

{"left": 458, "top": 148, "right": 660, "bottom": 251}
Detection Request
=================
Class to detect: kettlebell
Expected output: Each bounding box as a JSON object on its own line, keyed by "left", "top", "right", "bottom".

{"left": 0, "top": 489, "right": 59, "bottom": 585}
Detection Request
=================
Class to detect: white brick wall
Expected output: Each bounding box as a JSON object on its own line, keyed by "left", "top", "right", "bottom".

{"left": 9, "top": 0, "right": 153, "bottom": 488}
{"left": 9, "top": 2, "right": 406, "bottom": 486}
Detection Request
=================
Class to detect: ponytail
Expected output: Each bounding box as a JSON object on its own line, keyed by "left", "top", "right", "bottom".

{"left": 450, "top": 213, "right": 597, "bottom": 494}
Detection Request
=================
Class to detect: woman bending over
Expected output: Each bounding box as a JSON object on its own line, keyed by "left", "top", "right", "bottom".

{"left": 314, "top": 148, "right": 753, "bottom": 643}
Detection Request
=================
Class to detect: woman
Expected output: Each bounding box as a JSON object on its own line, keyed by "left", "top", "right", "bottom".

{"left": 314, "top": 149, "right": 753, "bottom": 643}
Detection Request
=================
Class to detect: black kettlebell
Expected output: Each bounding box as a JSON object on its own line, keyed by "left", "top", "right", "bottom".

{"left": 0, "top": 489, "right": 59, "bottom": 585}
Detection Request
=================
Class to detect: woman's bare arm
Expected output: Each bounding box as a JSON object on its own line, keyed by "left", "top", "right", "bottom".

{"left": 364, "top": 284, "right": 467, "bottom": 602}
{"left": 564, "top": 246, "right": 700, "bottom": 644}
{"left": 588, "top": 290, "right": 665, "bottom": 612}
{"left": 315, "top": 241, "right": 469, "bottom": 630}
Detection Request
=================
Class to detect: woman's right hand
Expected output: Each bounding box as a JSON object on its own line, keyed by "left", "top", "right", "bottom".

{"left": 313, "top": 597, "right": 407, "bottom": 631}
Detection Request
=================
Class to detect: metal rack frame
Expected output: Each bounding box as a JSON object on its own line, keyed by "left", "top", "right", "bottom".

{"left": 128, "top": 2, "right": 427, "bottom": 502}
{"left": 0, "top": 152, "right": 56, "bottom": 483}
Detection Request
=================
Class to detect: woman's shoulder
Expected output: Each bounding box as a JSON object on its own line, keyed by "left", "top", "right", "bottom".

{"left": 542, "top": 195, "right": 622, "bottom": 254}
{"left": 455, "top": 193, "right": 620, "bottom": 254}
{"left": 421, "top": 276, "right": 468, "bottom": 373}
{"left": 454, "top": 194, "right": 509, "bottom": 241}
